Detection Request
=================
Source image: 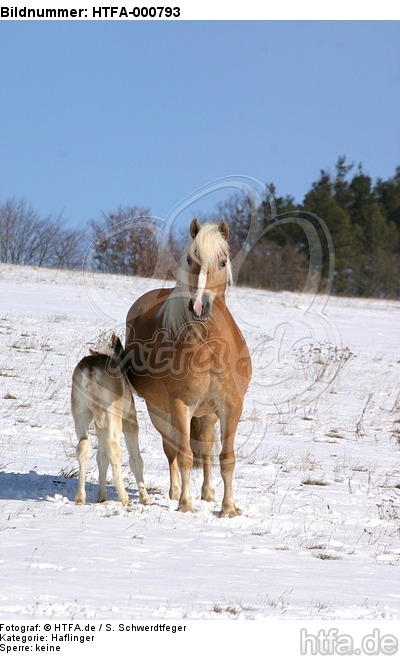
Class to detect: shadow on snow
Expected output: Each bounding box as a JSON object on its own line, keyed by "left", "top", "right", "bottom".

{"left": 0, "top": 470, "right": 145, "bottom": 504}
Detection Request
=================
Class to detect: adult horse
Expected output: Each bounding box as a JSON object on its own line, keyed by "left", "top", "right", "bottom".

{"left": 125, "top": 219, "right": 251, "bottom": 517}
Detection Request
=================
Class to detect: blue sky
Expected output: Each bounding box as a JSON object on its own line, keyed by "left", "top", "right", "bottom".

{"left": 1, "top": 21, "right": 399, "bottom": 231}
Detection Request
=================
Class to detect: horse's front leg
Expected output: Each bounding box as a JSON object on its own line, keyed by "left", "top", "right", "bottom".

{"left": 162, "top": 437, "right": 181, "bottom": 501}
{"left": 147, "top": 404, "right": 181, "bottom": 501}
{"left": 171, "top": 400, "right": 193, "bottom": 513}
{"left": 219, "top": 407, "right": 242, "bottom": 518}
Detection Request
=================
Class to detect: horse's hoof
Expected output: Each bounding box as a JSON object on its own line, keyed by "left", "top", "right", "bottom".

{"left": 220, "top": 504, "right": 241, "bottom": 518}
{"left": 140, "top": 493, "right": 151, "bottom": 505}
{"left": 201, "top": 487, "right": 216, "bottom": 503}
{"left": 177, "top": 498, "right": 194, "bottom": 513}
{"left": 75, "top": 497, "right": 85, "bottom": 506}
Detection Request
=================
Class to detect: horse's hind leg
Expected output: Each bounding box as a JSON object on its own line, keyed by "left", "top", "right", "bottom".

{"left": 191, "top": 415, "right": 217, "bottom": 503}
{"left": 162, "top": 438, "right": 180, "bottom": 501}
{"left": 122, "top": 408, "right": 150, "bottom": 505}
{"left": 73, "top": 409, "right": 93, "bottom": 505}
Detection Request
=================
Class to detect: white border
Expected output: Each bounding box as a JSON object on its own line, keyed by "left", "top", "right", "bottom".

{"left": 0, "top": 0, "right": 399, "bottom": 20}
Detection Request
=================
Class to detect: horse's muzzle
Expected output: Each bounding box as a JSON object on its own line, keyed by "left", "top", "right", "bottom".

{"left": 188, "top": 293, "right": 212, "bottom": 320}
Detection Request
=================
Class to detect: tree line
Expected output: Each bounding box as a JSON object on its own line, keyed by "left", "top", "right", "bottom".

{"left": 0, "top": 197, "right": 86, "bottom": 270}
{"left": 1, "top": 157, "right": 399, "bottom": 298}
{"left": 204, "top": 157, "right": 400, "bottom": 298}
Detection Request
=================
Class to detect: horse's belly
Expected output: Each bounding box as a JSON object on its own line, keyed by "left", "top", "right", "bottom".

{"left": 130, "top": 375, "right": 171, "bottom": 413}
{"left": 131, "top": 369, "right": 219, "bottom": 415}
{"left": 192, "top": 401, "right": 218, "bottom": 416}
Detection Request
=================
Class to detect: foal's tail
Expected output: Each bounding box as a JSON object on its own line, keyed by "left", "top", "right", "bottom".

{"left": 109, "top": 333, "right": 138, "bottom": 394}
{"left": 92, "top": 332, "right": 136, "bottom": 391}
{"left": 109, "top": 333, "right": 126, "bottom": 368}
{"left": 92, "top": 332, "right": 124, "bottom": 359}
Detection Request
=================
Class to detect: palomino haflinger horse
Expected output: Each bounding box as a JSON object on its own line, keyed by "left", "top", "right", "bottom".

{"left": 71, "top": 333, "right": 150, "bottom": 507}
{"left": 125, "top": 219, "right": 252, "bottom": 517}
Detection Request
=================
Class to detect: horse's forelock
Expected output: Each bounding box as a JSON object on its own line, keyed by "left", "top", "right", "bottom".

{"left": 159, "top": 223, "right": 232, "bottom": 335}
{"left": 187, "top": 224, "right": 230, "bottom": 272}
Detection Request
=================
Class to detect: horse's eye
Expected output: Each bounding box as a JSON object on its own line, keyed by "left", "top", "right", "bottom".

{"left": 220, "top": 260, "right": 227, "bottom": 269}
{"left": 187, "top": 255, "right": 193, "bottom": 266}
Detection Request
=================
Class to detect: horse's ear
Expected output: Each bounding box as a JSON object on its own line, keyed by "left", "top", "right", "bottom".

{"left": 218, "top": 220, "right": 229, "bottom": 241}
{"left": 89, "top": 348, "right": 97, "bottom": 356}
{"left": 190, "top": 218, "right": 201, "bottom": 239}
{"left": 111, "top": 332, "right": 117, "bottom": 345}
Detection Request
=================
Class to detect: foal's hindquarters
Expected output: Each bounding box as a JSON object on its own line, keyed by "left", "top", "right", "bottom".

{"left": 71, "top": 353, "right": 150, "bottom": 506}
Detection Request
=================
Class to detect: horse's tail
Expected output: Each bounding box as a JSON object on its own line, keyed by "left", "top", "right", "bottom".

{"left": 190, "top": 417, "right": 217, "bottom": 468}
{"left": 190, "top": 417, "right": 202, "bottom": 468}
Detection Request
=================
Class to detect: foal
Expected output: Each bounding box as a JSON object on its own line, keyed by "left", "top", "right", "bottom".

{"left": 71, "top": 333, "right": 149, "bottom": 506}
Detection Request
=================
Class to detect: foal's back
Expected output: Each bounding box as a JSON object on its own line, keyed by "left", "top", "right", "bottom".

{"left": 72, "top": 353, "right": 129, "bottom": 428}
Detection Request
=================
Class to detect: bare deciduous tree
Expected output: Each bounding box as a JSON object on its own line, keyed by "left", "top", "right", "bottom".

{"left": 89, "top": 206, "right": 159, "bottom": 277}
{"left": 0, "top": 196, "right": 86, "bottom": 269}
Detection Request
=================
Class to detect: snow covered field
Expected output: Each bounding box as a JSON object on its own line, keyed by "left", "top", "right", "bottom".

{"left": 0, "top": 263, "right": 399, "bottom": 621}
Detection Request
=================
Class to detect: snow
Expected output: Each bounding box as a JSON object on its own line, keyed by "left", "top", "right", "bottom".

{"left": 0, "top": 262, "right": 399, "bottom": 621}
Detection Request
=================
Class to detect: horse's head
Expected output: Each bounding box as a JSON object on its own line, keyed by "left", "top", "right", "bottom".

{"left": 183, "top": 218, "right": 232, "bottom": 321}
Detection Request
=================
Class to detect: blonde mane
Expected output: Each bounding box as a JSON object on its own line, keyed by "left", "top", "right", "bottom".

{"left": 159, "top": 223, "right": 232, "bottom": 335}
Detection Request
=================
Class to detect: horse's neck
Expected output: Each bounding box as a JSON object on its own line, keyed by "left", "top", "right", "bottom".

{"left": 162, "top": 289, "right": 229, "bottom": 342}
{"left": 159, "top": 283, "right": 190, "bottom": 335}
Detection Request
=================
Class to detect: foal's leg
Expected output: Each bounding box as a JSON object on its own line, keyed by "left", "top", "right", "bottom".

{"left": 122, "top": 406, "right": 150, "bottom": 505}
{"left": 95, "top": 427, "right": 110, "bottom": 503}
{"left": 108, "top": 432, "right": 130, "bottom": 506}
{"left": 219, "top": 407, "right": 242, "bottom": 517}
{"left": 98, "top": 411, "right": 130, "bottom": 505}
{"left": 73, "top": 409, "right": 93, "bottom": 505}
